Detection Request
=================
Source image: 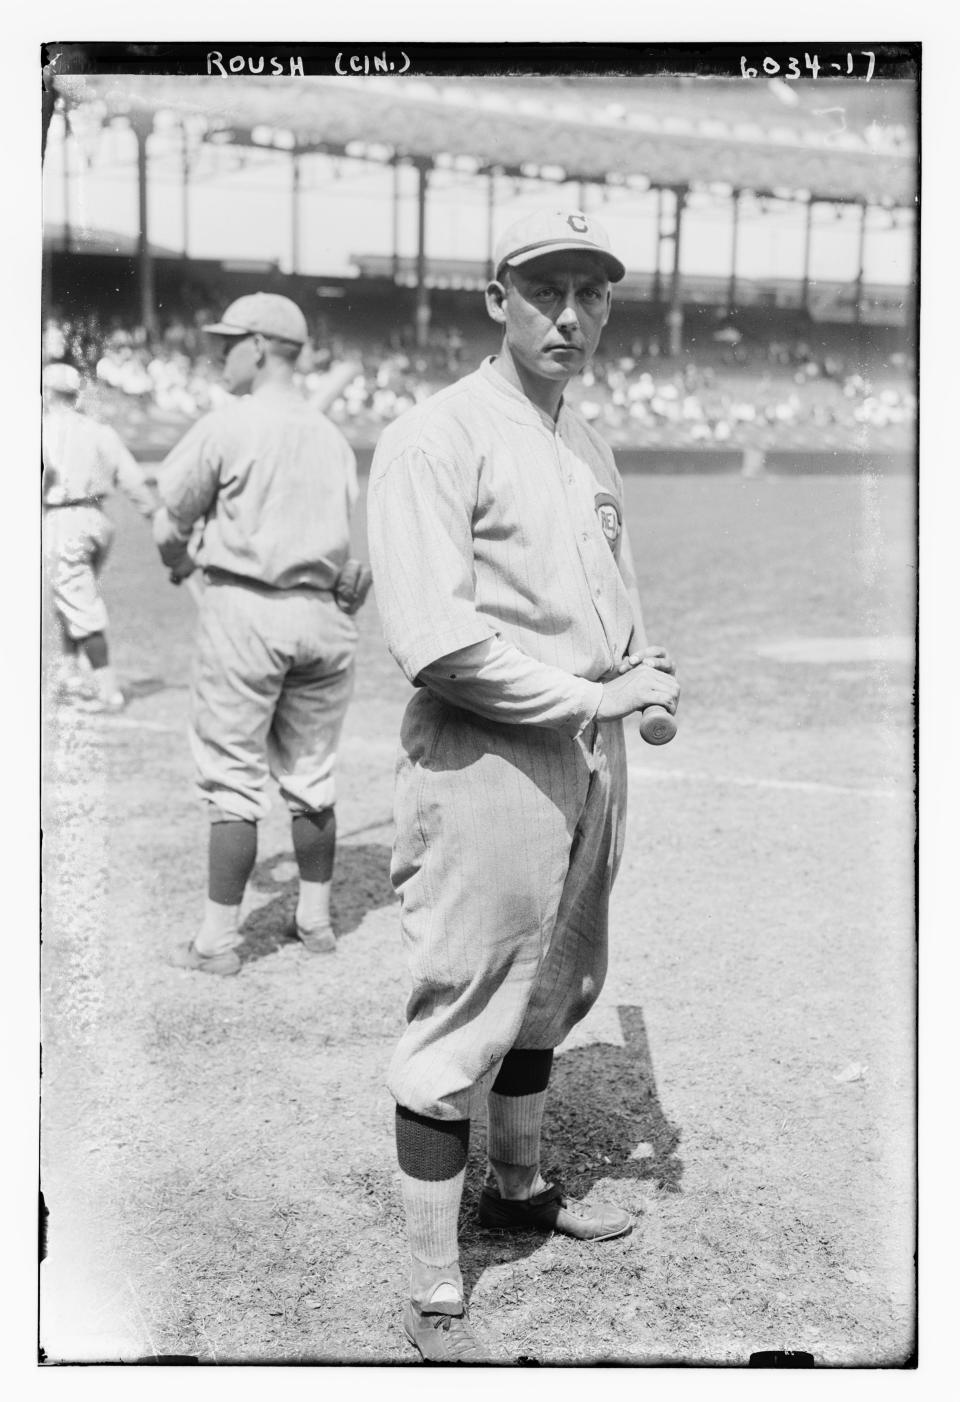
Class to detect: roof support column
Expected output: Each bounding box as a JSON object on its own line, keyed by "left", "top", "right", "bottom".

{"left": 486, "top": 168, "right": 497, "bottom": 281}
{"left": 653, "top": 186, "right": 663, "bottom": 304}
{"left": 854, "top": 201, "right": 867, "bottom": 326}
{"left": 801, "top": 196, "right": 814, "bottom": 314}
{"left": 181, "top": 120, "right": 191, "bottom": 259}
{"left": 666, "top": 186, "right": 686, "bottom": 359}
{"left": 291, "top": 150, "right": 301, "bottom": 276}
{"left": 727, "top": 188, "right": 741, "bottom": 313}
{"left": 132, "top": 111, "right": 157, "bottom": 335}
{"left": 414, "top": 158, "right": 431, "bottom": 350}
{"left": 61, "top": 102, "right": 71, "bottom": 254}
{"left": 391, "top": 156, "right": 401, "bottom": 281}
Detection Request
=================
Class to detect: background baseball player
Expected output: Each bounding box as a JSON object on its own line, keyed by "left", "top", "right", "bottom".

{"left": 368, "top": 209, "right": 680, "bottom": 1362}
{"left": 152, "top": 293, "right": 371, "bottom": 977}
{"left": 42, "top": 361, "right": 159, "bottom": 712}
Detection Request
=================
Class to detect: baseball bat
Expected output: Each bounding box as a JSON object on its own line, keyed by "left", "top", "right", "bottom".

{"left": 184, "top": 572, "right": 205, "bottom": 606}
{"left": 639, "top": 704, "right": 677, "bottom": 746}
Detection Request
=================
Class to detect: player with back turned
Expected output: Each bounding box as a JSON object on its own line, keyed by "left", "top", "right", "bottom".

{"left": 367, "top": 209, "right": 680, "bottom": 1362}
{"left": 152, "top": 293, "right": 371, "bottom": 977}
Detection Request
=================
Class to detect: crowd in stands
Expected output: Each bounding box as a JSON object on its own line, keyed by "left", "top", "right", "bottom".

{"left": 43, "top": 312, "right": 232, "bottom": 419}
{"left": 567, "top": 344, "right": 916, "bottom": 452}
{"left": 42, "top": 307, "right": 915, "bottom": 457}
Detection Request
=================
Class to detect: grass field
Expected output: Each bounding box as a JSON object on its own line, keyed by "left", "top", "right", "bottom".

{"left": 40, "top": 468, "right": 917, "bottom": 1366}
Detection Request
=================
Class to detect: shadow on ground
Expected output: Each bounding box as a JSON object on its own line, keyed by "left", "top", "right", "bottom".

{"left": 238, "top": 841, "right": 396, "bottom": 964}
{"left": 459, "top": 1004, "right": 683, "bottom": 1304}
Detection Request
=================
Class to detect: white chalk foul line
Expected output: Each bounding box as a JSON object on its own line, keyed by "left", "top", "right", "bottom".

{"left": 628, "top": 765, "right": 909, "bottom": 801}
{"left": 56, "top": 715, "right": 910, "bottom": 802}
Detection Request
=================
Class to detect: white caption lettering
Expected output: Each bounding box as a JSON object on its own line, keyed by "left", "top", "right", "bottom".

{"left": 740, "top": 51, "right": 874, "bottom": 81}
{"left": 334, "top": 50, "right": 411, "bottom": 75}
{"left": 206, "top": 51, "right": 305, "bottom": 77}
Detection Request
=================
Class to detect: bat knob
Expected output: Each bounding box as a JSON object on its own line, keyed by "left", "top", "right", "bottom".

{"left": 639, "top": 704, "right": 677, "bottom": 746}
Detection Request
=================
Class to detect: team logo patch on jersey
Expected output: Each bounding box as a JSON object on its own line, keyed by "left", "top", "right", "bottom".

{"left": 594, "top": 492, "right": 622, "bottom": 550}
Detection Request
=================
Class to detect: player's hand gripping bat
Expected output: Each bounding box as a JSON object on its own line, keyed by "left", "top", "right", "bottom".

{"left": 615, "top": 648, "right": 679, "bottom": 746}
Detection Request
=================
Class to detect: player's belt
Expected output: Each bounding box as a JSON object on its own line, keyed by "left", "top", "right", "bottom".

{"left": 204, "top": 566, "right": 335, "bottom": 597}
{"left": 44, "top": 496, "right": 105, "bottom": 509}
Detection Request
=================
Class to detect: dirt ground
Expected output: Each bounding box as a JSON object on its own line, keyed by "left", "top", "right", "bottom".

{"left": 39, "top": 471, "right": 916, "bottom": 1368}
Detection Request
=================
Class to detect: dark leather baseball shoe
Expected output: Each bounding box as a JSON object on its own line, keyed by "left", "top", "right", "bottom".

{"left": 402, "top": 1300, "right": 493, "bottom": 1364}
{"left": 478, "top": 1181, "right": 632, "bottom": 1241}
{"left": 295, "top": 923, "right": 336, "bottom": 955}
{"left": 170, "top": 941, "right": 241, "bottom": 977}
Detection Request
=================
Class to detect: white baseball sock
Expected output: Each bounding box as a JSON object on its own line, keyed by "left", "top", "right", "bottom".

{"left": 296, "top": 878, "right": 332, "bottom": 933}
{"left": 196, "top": 899, "right": 241, "bottom": 956}
{"left": 93, "top": 665, "right": 122, "bottom": 702}
{"left": 486, "top": 1088, "right": 549, "bottom": 1178}
{"left": 401, "top": 1169, "right": 466, "bottom": 1309}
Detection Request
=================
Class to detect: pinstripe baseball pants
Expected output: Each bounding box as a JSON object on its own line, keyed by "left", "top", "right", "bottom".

{"left": 388, "top": 689, "right": 628, "bottom": 1121}
{"left": 190, "top": 579, "right": 357, "bottom": 822}
{"left": 43, "top": 504, "right": 114, "bottom": 640}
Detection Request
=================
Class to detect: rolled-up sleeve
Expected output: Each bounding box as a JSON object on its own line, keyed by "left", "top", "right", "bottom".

{"left": 368, "top": 444, "right": 496, "bottom": 680}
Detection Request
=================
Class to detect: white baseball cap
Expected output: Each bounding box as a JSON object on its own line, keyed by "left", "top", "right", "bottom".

{"left": 202, "top": 292, "right": 309, "bottom": 344}
{"left": 42, "top": 362, "right": 82, "bottom": 394}
{"left": 493, "top": 208, "right": 626, "bottom": 282}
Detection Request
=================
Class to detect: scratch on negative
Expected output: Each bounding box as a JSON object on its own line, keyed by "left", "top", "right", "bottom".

{"left": 125, "top": 1275, "right": 159, "bottom": 1360}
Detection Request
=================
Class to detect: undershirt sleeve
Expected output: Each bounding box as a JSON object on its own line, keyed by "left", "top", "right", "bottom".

{"left": 417, "top": 634, "right": 603, "bottom": 739}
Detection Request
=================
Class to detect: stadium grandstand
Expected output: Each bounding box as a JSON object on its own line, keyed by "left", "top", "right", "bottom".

{"left": 41, "top": 67, "right": 917, "bottom": 468}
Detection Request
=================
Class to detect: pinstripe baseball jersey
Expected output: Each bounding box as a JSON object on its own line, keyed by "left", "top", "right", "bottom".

{"left": 158, "top": 384, "right": 358, "bottom": 591}
{"left": 369, "top": 355, "right": 646, "bottom": 1117}
{"left": 368, "top": 356, "right": 646, "bottom": 688}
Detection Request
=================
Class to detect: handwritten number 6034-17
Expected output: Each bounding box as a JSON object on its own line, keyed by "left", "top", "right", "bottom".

{"left": 740, "top": 52, "right": 875, "bottom": 81}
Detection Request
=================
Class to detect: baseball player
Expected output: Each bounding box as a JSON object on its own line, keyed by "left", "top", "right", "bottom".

{"left": 42, "top": 361, "right": 159, "bottom": 712}
{"left": 152, "top": 293, "right": 370, "bottom": 977}
{"left": 368, "top": 209, "right": 680, "bottom": 1362}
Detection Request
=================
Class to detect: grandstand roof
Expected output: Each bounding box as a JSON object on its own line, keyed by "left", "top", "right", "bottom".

{"left": 53, "top": 73, "right": 917, "bottom": 208}
{"left": 43, "top": 222, "right": 180, "bottom": 258}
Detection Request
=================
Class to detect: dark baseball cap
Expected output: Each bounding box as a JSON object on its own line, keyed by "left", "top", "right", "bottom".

{"left": 493, "top": 208, "right": 626, "bottom": 282}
